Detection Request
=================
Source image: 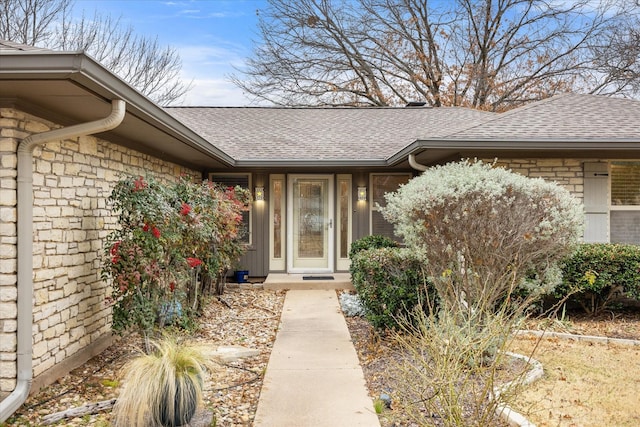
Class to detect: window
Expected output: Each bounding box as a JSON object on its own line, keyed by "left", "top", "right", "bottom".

{"left": 370, "top": 173, "right": 412, "bottom": 239}
{"left": 336, "top": 174, "right": 352, "bottom": 270}
{"left": 269, "top": 174, "right": 285, "bottom": 270}
{"left": 210, "top": 173, "right": 252, "bottom": 245}
{"left": 610, "top": 162, "right": 640, "bottom": 244}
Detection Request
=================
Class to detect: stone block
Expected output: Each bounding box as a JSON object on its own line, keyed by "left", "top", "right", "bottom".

{"left": 67, "top": 265, "right": 89, "bottom": 279}
{"left": 43, "top": 327, "right": 56, "bottom": 340}
{"left": 59, "top": 332, "right": 70, "bottom": 348}
{"left": 63, "top": 282, "right": 78, "bottom": 297}
{"left": 0, "top": 137, "right": 18, "bottom": 152}
{"left": 0, "top": 154, "right": 16, "bottom": 169}
{"left": 33, "top": 356, "right": 55, "bottom": 377}
{"left": 48, "top": 289, "right": 63, "bottom": 302}
{"left": 0, "top": 189, "right": 16, "bottom": 206}
{"left": 0, "top": 260, "right": 16, "bottom": 274}
{"left": 0, "top": 270, "right": 16, "bottom": 285}
{"left": 24, "top": 120, "right": 50, "bottom": 133}
{"left": 0, "top": 128, "right": 28, "bottom": 139}
{"left": 0, "top": 206, "right": 16, "bottom": 222}
{"left": 0, "top": 333, "right": 16, "bottom": 351}
{"left": 0, "top": 361, "right": 16, "bottom": 381}
{"left": 34, "top": 288, "right": 48, "bottom": 305}
{"left": 209, "top": 345, "right": 260, "bottom": 363}
{"left": 0, "top": 244, "right": 16, "bottom": 259}
{"left": 0, "top": 378, "right": 17, "bottom": 394}
{"left": 0, "top": 303, "right": 16, "bottom": 319}
{"left": 34, "top": 268, "right": 55, "bottom": 281}
{"left": 0, "top": 224, "right": 16, "bottom": 240}
{"left": 36, "top": 160, "right": 51, "bottom": 174}
{"left": 0, "top": 319, "right": 16, "bottom": 333}
{"left": 32, "top": 339, "right": 48, "bottom": 359}
{"left": 0, "top": 286, "right": 16, "bottom": 302}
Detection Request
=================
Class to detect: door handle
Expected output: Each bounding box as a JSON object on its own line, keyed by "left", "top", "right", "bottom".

{"left": 328, "top": 219, "right": 333, "bottom": 229}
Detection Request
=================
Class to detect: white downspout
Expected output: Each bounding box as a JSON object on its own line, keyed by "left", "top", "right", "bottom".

{"left": 408, "top": 153, "right": 428, "bottom": 172}
{"left": 0, "top": 99, "right": 126, "bottom": 423}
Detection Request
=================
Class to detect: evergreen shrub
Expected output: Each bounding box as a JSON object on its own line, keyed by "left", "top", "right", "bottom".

{"left": 348, "top": 234, "right": 399, "bottom": 259}
{"left": 555, "top": 243, "right": 640, "bottom": 314}
{"left": 350, "top": 246, "right": 435, "bottom": 329}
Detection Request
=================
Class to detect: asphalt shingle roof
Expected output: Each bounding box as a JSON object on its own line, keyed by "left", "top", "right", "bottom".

{"left": 440, "top": 93, "right": 640, "bottom": 141}
{"left": 167, "top": 94, "right": 639, "bottom": 163}
{"left": 165, "top": 106, "right": 494, "bottom": 161}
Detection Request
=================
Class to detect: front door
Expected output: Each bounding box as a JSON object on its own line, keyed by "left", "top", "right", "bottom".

{"left": 287, "top": 175, "right": 334, "bottom": 273}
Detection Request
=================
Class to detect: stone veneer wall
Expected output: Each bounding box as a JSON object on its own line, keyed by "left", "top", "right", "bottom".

{"left": 490, "top": 158, "right": 585, "bottom": 200}
{"left": 0, "top": 107, "right": 200, "bottom": 397}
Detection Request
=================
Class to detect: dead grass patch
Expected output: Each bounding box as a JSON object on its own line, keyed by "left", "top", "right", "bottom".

{"left": 507, "top": 335, "right": 640, "bottom": 427}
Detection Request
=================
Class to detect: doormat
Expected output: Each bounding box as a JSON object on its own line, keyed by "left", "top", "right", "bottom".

{"left": 302, "top": 276, "right": 334, "bottom": 280}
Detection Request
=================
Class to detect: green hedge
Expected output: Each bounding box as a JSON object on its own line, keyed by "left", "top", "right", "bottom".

{"left": 555, "top": 243, "right": 640, "bottom": 314}
{"left": 348, "top": 234, "right": 399, "bottom": 259}
{"left": 350, "top": 246, "right": 435, "bottom": 329}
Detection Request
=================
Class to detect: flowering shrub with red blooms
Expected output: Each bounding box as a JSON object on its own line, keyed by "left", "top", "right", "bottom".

{"left": 180, "top": 202, "right": 191, "bottom": 216}
{"left": 186, "top": 257, "right": 202, "bottom": 268}
{"left": 102, "top": 175, "right": 250, "bottom": 338}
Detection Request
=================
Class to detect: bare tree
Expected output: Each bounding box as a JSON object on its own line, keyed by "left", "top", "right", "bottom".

{"left": 0, "top": 0, "right": 72, "bottom": 45}
{"left": 589, "top": 17, "right": 640, "bottom": 97}
{"left": 0, "top": 0, "right": 190, "bottom": 105}
{"left": 233, "top": 0, "right": 640, "bottom": 110}
{"left": 54, "top": 10, "right": 191, "bottom": 105}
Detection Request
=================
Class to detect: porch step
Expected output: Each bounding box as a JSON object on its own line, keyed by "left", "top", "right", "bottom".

{"left": 263, "top": 273, "right": 354, "bottom": 290}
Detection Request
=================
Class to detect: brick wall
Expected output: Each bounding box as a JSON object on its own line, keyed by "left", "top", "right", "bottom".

{"left": 0, "top": 107, "right": 200, "bottom": 396}
{"left": 490, "top": 158, "right": 584, "bottom": 200}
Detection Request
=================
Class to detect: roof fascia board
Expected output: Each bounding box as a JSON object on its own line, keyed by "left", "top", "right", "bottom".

{"left": 388, "top": 138, "right": 640, "bottom": 165}
{"left": 234, "top": 159, "right": 389, "bottom": 168}
{"left": 0, "top": 52, "right": 236, "bottom": 167}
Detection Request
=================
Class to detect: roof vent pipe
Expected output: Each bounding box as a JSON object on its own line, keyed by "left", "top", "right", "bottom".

{"left": 408, "top": 153, "right": 428, "bottom": 172}
{"left": 0, "top": 99, "right": 126, "bottom": 423}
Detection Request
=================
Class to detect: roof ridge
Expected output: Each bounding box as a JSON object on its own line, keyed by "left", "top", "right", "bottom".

{"left": 165, "top": 105, "right": 438, "bottom": 110}
{"left": 164, "top": 104, "right": 500, "bottom": 111}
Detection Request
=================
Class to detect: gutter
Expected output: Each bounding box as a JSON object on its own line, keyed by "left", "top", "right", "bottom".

{"left": 408, "top": 153, "right": 427, "bottom": 172}
{"left": 388, "top": 138, "right": 640, "bottom": 167}
{"left": 0, "top": 99, "right": 125, "bottom": 423}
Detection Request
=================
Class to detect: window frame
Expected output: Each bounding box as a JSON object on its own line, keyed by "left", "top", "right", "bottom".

{"left": 336, "top": 174, "right": 352, "bottom": 271}
{"left": 269, "top": 174, "right": 285, "bottom": 271}
{"left": 369, "top": 172, "right": 412, "bottom": 237}
{"left": 609, "top": 161, "right": 640, "bottom": 244}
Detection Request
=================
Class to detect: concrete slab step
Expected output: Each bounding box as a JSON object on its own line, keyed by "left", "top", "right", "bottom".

{"left": 262, "top": 273, "right": 354, "bottom": 290}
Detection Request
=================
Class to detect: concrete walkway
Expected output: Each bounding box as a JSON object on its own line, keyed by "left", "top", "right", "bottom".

{"left": 253, "top": 290, "right": 380, "bottom": 427}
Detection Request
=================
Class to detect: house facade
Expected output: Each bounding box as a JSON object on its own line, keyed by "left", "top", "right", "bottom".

{"left": 1, "top": 40, "right": 639, "bottom": 420}
{"left": 166, "top": 94, "right": 640, "bottom": 276}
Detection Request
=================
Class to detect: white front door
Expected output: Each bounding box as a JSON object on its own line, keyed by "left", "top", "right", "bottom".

{"left": 287, "top": 175, "right": 334, "bottom": 273}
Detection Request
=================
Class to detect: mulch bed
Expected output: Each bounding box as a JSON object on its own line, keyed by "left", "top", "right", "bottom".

{"left": 5, "top": 290, "right": 639, "bottom": 426}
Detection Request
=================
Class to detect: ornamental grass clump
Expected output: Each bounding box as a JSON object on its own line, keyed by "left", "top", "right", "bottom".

{"left": 112, "top": 337, "right": 208, "bottom": 427}
{"left": 391, "top": 299, "right": 525, "bottom": 426}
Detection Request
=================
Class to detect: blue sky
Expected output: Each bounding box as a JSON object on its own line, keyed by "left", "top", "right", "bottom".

{"left": 74, "top": 0, "right": 268, "bottom": 106}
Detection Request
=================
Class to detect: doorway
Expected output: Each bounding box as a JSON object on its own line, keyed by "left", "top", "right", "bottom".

{"left": 287, "top": 175, "right": 335, "bottom": 273}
